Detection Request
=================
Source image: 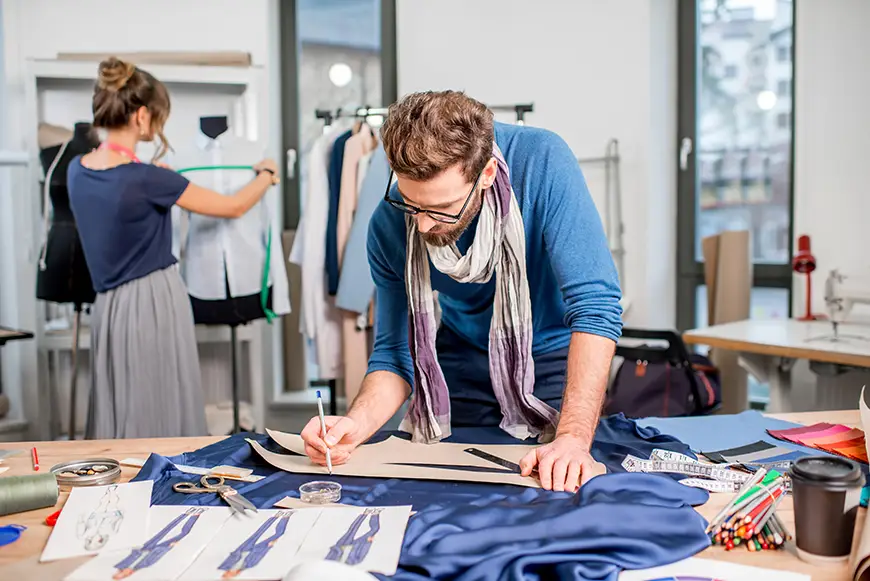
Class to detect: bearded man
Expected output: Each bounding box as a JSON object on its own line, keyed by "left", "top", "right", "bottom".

{"left": 302, "top": 91, "right": 623, "bottom": 491}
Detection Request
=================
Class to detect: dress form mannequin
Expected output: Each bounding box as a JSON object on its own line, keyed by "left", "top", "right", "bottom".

{"left": 182, "top": 116, "right": 278, "bottom": 434}
{"left": 37, "top": 121, "right": 100, "bottom": 440}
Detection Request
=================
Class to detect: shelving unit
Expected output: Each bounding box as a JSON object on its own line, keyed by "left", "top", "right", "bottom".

{"left": 1, "top": 58, "right": 276, "bottom": 440}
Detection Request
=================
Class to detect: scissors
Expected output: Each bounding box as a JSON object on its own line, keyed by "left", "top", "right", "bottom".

{"left": 172, "top": 475, "right": 258, "bottom": 515}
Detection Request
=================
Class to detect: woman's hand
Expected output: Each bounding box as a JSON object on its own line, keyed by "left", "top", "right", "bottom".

{"left": 253, "top": 159, "right": 279, "bottom": 174}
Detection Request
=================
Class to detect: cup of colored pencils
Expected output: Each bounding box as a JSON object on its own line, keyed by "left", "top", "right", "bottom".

{"left": 706, "top": 468, "right": 792, "bottom": 552}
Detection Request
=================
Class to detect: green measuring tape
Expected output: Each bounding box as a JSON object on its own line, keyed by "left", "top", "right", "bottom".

{"left": 177, "top": 165, "right": 276, "bottom": 323}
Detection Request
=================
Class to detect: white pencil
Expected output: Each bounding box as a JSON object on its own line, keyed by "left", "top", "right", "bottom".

{"left": 316, "top": 390, "right": 333, "bottom": 475}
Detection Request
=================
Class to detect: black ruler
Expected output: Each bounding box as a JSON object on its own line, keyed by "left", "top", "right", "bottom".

{"left": 464, "top": 448, "right": 522, "bottom": 474}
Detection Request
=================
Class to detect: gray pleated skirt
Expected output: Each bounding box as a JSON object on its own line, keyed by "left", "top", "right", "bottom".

{"left": 86, "top": 265, "right": 208, "bottom": 439}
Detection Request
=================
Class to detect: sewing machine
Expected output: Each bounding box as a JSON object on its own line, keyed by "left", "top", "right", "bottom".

{"left": 821, "top": 269, "right": 870, "bottom": 340}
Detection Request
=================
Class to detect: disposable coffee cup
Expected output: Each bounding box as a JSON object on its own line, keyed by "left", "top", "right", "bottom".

{"left": 789, "top": 455, "right": 865, "bottom": 564}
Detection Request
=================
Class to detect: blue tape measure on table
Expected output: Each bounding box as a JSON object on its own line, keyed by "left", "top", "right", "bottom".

{"left": 0, "top": 524, "right": 26, "bottom": 546}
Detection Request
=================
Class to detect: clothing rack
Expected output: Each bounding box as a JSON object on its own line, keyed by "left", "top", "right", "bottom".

{"left": 316, "top": 102, "right": 535, "bottom": 127}
{"left": 578, "top": 139, "right": 627, "bottom": 311}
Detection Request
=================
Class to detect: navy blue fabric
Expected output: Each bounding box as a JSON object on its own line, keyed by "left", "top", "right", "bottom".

{"left": 437, "top": 323, "right": 568, "bottom": 427}
{"left": 326, "top": 130, "right": 353, "bottom": 296}
{"left": 68, "top": 159, "right": 189, "bottom": 292}
{"left": 133, "top": 417, "right": 709, "bottom": 580}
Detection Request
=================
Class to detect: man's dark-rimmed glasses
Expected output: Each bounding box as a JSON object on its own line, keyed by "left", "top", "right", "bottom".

{"left": 383, "top": 168, "right": 484, "bottom": 225}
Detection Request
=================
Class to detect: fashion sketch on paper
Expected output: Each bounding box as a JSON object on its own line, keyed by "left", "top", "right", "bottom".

{"left": 218, "top": 511, "right": 293, "bottom": 578}
{"left": 326, "top": 508, "right": 383, "bottom": 565}
{"left": 111, "top": 508, "right": 206, "bottom": 579}
{"left": 77, "top": 485, "right": 124, "bottom": 551}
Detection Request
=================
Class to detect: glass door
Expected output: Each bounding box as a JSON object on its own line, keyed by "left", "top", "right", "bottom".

{"left": 676, "top": 0, "right": 795, "bottom": 404}
{"left": 277, "top": 0, "right": 396, "bottom": 395}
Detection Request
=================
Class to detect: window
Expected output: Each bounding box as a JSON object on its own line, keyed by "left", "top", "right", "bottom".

{"left": 278, "top": 0, "right": 397, "bottom": 393}
{"left": 678, "top": 0, "right": 795, "bottom": 406}
{"left": 724, "top": 64, "right": 738, "bottom": 78}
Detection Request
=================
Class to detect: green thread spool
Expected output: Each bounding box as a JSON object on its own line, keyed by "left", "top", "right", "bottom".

{"left": 0, "top": 473, "right": 59, "bottom": 516}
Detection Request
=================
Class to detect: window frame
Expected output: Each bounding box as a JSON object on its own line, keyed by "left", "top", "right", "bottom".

{"left": 675, "top": 0, "right": 797, "bottom": 331}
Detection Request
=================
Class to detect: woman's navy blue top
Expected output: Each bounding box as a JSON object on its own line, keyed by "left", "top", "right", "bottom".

{"left": 67, "top": 158, "right": 190, "bottom": 293}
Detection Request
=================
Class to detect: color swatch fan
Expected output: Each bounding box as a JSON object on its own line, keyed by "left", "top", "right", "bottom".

{"left": 767, "top": 423, "right": 868, "bottom": 464}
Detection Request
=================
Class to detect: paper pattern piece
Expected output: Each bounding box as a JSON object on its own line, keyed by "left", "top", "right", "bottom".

{"left": 66, "top": 506, "right": 232, "bottom": 581}
{"left": 179, "top": 509, "right": 319, "bottom": 581}
{"left": 42, "top": 481, "right": 154, "bottom": 562}
{"left": 273, "top": 497, "right": 348, "bottom": 510}
{"left": 294, "top": 506, "right": 411, "bottom": 576}
{"left": 619, "top": 557, "right": 810, "bottom": 581}
{"left": 249, "top": 429, "right": 540, "bottom": 487}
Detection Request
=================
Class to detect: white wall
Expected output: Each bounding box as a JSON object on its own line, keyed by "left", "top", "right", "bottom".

{"left": 793, "top": 0, "right": 870, "bottom": 313}
{"left": 396, "top": 0, "right": 678, "bottom": 328}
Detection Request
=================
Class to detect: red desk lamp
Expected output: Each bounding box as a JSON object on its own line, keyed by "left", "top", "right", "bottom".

{"left": 792, "top": 234, "right": 819, "bottom": 321}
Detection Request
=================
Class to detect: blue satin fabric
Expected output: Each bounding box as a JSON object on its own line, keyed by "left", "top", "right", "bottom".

{"left": 133, "top": 415, "right": 710, "bottom": 580}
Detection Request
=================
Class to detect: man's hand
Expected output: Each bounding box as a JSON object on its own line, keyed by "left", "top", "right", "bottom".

{"left": 519, "top": 434, "right": 606, "bottom": 492}
{"left": 300, "top": 415, "right": 361, "bottom": 466}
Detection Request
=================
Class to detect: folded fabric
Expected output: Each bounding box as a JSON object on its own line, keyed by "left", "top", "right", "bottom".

{"left": 394, "top": 473, "right": 710, "bottom": 581}
{"left": 133, "top": 416, "right": 710, "bottom": 580}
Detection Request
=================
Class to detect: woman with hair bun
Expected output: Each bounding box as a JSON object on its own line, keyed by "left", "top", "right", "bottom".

{"left": 68, "top": 57, "right": 280, "bottom": 438}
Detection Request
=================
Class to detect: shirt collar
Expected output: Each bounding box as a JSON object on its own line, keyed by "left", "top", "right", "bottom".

{"left": 196, "top": 132, "right": 223, "bottom": 151}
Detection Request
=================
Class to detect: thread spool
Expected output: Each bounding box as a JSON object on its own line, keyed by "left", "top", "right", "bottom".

{"left": 0, "top": 473, "right": 59, "bottom": 516}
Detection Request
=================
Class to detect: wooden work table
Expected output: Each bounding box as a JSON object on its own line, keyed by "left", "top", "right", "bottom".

{"left": 0, "top": 411, "right": 861, "bottom": 580}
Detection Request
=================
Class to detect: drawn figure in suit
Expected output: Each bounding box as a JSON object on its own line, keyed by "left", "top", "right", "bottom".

{"left": 77, "top": 484, "right": 124, "bottom": 551}
{"left": 111, "top": 508, "right": 206, "bottom": 579}
{"left": 326, "top": 509, "right": 383, "bottom": 566}
{"left": 219, "top": 511, "right": 293, "bottom": 578}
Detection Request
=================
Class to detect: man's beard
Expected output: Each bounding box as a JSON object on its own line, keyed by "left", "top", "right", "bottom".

{"left": 420, "top": 189, "right": 483, "bottom": 247}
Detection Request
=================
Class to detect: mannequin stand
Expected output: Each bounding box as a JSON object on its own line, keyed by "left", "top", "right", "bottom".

{"left": 68, "top": 303, "right": 83, "bottom": 440}
{"left": 230, "top": 326, "right": 241, "bottom": 434}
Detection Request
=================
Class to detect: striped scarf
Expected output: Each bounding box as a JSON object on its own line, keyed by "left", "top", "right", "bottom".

{"left": 401, "top": 143, "right": 560, "bottom": 443}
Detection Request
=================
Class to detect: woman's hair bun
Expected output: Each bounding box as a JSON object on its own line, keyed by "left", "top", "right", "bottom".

{"left": 97, "top": 57, "right": 136, "bottom": 92}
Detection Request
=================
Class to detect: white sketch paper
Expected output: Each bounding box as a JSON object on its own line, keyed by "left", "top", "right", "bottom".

{"left": 619, "top": 557, "right": 811, "bottom": 581}
{"left": 65, "top": 505, "right": 233, "bottom": 581}
{"left": 178, "top": 509, "right": 321, "bottom": 581}
{"left": 41, "top": 481, "right": 154, "bottom": 562}
{"left": 292, "top": 505, "right": 411, "bottom": 576}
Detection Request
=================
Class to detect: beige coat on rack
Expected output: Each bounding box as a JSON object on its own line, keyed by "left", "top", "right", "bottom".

{"left": 338, "top": 124, "right": 378, "bottom": 404}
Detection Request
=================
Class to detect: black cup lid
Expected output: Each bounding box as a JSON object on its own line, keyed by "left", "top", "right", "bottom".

{"left": 790, "top": 455, "right": 863, "bottom": 485}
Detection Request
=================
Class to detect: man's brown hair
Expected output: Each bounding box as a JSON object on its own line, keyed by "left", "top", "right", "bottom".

{"left": 381, "top": 90, "right": 494, "bottom": 182}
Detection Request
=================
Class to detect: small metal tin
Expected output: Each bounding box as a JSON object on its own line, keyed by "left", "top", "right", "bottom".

{"left": 50, "top": 458, "right": 121, "bottom": 488}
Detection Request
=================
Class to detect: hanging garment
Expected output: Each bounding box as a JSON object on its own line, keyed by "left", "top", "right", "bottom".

{"left": 36, "top": 137, "right": 97, "bottom": 306}
{"left": 289, "top": 126, "right": 348, "bottom": 379}
{"left": 325, "top": 129, "right": 353, "bottom": 296}
{"left": 172, "top": 132, "right": 291, "bottom": 324}
{"left": 336, "top": 146, "right": 390, "bottom": 314}
{"left": 337, "top": 125, "right": 378, "bottom": 401}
